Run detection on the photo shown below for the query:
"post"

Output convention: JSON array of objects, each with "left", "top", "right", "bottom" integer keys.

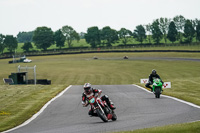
[
  {"left": 34, "top": 65, "right": 36, "bottom": 85},
  {"left": 18, "top": 65, "right": 20, "bottom": 72},
  {"left": 26, "top": 66, "right": 28, "bottom": 84},
  {"left": 13, "top": 55, "right": 15, "bottom": 63},
  {"left": 25, "top": 72, "right": 28, "bottom": 84}
]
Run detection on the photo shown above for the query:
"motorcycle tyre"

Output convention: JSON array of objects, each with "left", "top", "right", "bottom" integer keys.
[
  {"left": 112, "top": 112, "right": 117, "bottom": 121},
  {"left": 155, "top": 93, "right": 160, "bottom": 98},
  {"left": 155, "top": 88, "right": 161, "bottom": 98},
  {"left": 96, "top": 108, "right": 108, "bottom": 122}
]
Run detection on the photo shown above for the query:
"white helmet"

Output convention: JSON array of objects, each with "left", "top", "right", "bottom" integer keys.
[{"left": 83, "top": 83, "right": 92, "bottom": 94}]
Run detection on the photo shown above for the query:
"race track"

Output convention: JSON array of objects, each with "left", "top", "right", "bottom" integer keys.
[{"left": 4, "top": 85, "right": 200, "bottom": 133}]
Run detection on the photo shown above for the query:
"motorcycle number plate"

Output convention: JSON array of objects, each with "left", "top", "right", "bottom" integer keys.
[{"left": 89, "top": 98, "right": 95, "bottom": 103}]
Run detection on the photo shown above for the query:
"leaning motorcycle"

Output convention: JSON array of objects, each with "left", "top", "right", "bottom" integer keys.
[
  {"left": 152, "top": 78, "right": 163, "bottom": 98},
  {"left": 88, "top": 95, "right": 117, "bottom": 122}
]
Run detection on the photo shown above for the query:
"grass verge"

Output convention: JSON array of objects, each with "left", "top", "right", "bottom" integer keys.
[
  {"left": 114, "top": 121, "right": 200, "bottom": 133},
  {"left": 0, "top": 52, "right": 200, "bottom": 132},
  {"left": 0, "top": 85, "right": 66, "bottom": 131}
]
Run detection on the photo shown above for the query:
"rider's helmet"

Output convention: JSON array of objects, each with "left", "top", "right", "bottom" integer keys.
[
  {"left": 83, "top": 83, "right": 92, "bottom": 94},
  {"left": 152, "top": 69, "right": 157, "bottom": 75}
]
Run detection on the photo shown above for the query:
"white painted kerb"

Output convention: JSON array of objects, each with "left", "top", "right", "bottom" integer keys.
[
  {"left": 1, "top": 85, "right": 72, "bottom": 133},
  {"left": 133, "top": 84, "right": 200, "bottom": 109}
]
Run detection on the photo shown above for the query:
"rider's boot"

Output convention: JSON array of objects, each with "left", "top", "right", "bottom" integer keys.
[
  {"left": 102, "top": 95, "right": 116, "bottom": 110},
  {"left": 107, "top": 100, "right": 116, "bottom": 110},
  {"left": 109, "top": 102, "right": 116, "bottom": 110},
  {"left": 88, "top": 109, "right": 98, "bottom": 117},
  {"left": 88, "top": 109, "right": 93, "bottom": 116},
  {"left": 150, "top": 86, "right": 153, "bottom": 92}
]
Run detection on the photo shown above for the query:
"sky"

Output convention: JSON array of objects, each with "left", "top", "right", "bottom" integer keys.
[{"left": 0, "top": 0, "right": 200, "bottom": 36}]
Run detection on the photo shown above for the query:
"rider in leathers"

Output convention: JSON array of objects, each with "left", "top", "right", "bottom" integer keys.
[
  {"left": 145, "top": 69, "right": 164, "bottom": 91},
  {"left": 82, "top": 83, "right": 115, "bottom": 116}
]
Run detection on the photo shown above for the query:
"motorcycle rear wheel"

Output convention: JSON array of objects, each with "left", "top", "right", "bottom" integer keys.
[{"left": 112, "top": 112, "right": 117, "bottom": 121}]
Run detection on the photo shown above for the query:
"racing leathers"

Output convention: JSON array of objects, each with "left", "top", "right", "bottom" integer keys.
[{"left": 82, "top": 88, "right": 115, "bottom": 116}]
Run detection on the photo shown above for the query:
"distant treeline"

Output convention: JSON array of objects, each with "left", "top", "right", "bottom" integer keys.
[{"left": 0, "top": 15, "right": 200, "bottom": 54}]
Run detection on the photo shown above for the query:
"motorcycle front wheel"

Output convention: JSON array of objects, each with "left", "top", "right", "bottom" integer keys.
[
  {"left": 155, "top": 87, "right": 161, "bottom": 98},
  {"left": 96, "top": 108, "right": 108, "bottom": 122}
]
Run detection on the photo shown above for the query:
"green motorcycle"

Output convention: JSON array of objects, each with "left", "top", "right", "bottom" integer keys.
[{"left": 152, "top": 78, "right": 163, "bottom": 98}]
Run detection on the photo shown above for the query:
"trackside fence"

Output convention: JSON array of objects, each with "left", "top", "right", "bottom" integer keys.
[{"left": 1, "top": 43, "right": 200, "bottom": 59}]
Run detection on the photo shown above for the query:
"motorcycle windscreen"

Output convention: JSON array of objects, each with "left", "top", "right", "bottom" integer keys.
[{"left": 89, "top": 97, "right": 95, "bottom": 103}]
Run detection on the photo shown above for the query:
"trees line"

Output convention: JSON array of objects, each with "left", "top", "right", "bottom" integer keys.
[{"left": 0, "top": 15, "right": 200, "bottom": 54}]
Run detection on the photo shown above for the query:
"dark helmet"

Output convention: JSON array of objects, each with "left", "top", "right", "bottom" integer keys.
[
  {"left": 152, "top": 69, "right": 157, "bottom": 75},
  {"left": 83, "top": 83, "right": 92, "bottom": 94}
]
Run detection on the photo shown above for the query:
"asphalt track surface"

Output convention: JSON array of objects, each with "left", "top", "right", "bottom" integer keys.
[
  {"left": 99, "top": 57, "right": 200, "bottom": 62},
  {"left": 4, "top": 85, "right": 200, "bottom": 133}
]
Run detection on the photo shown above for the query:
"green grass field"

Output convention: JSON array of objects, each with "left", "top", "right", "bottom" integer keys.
[
  {"left": 114, "top": 121, "right": 200, "bottom": 133},
  {"left": 0, "top": 52, "right": 200, "bottom": 132}
]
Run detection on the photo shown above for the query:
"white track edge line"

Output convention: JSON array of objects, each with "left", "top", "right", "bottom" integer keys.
[
  {"left": 133, "top": 84, "right": 200, "bottom": 109},
  {"left": 133, "top": 84, "right": 200, "bottom": 124},
  {"left": 1, "top": 85, "right": 72, "bottom": 133}
]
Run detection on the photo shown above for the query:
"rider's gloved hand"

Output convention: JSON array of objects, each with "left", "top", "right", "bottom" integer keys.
[
  {"left": 82, "top": 101, "right": 88, "bottom": 107},
  {"left": 94, "top": 93, "right": 100, "bottom": 98}
]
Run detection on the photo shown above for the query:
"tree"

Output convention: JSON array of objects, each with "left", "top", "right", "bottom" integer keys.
[
  {"left": 151, "top": 20, "right": 163, "bottom": 44},
  {"left": 4, "top": 35, "right": 18, "bottom": 53},
  {"left": 145, "top": 23, "right": 152, "bottom": 43},
  {"left": 61, "top": 25, "right": 80, "bottom": 48},
  {"left": 167, "top": 21, "right": 178, "bottom": 43},
  {"left": 85, "top": 26, "right": 101, "bottom": 48},
  {"left": 71, "top": 31, "right": 80, "bottom": 43},
  {"left": 100, "top": 26, "right": 119, "bottom": 46},
  {"left": 192, "top": 19, "right": 200, "bottom": 42},
  {"left": 22, "top": 42, "right": 33, "bottom": 52},
  {"left": 184, "top": 19, "right": 195, "bottom": 43},
  {"left": 173, "top": 15, "right": 186, "bottom": 43},
  {"left": 133, "top": 25, "right": 146, "bottom": 44},
  {"left": 0, "top": 34, "right": 5, "bottom": 54},
  {"left": 54, "top": 29, "right": 65, "bottom": 49},
  {"left": 158, "top": 17, "right": 170, "bottom": 43},
  {"left": 32, "top": 26, "right": 54, "bottom": 51},
  {"left": 17, "top": 31, "right": 33, "bottom": 43},
  {"left": 118, "top": 28, "right": 132, "bottom": 45},
  {"left": 79, "top": 32, "right": 86, "bottom": 39},
  {"left": 196, "top": 20, "right": 200, "bottom": 42}
]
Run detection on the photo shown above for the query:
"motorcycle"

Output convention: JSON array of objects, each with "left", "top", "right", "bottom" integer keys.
[
  {"left": 152, "top": 78, "right": 163, "bottom": 98},
  {"left": 88, "top": 95, "right": 117, "bottom": 122}
]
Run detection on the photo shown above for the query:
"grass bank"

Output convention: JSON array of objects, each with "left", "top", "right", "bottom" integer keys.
[
  {"left": 114, "top": 121, "right": 200, "bottom": 133},
  {"left": 0, "top": 52, "right": 200, "bottom": 132}
]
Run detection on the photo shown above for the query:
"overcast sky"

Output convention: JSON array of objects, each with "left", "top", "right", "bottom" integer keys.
[{"left": 0, "top": 0, "right": 200, "bottom": 36}]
